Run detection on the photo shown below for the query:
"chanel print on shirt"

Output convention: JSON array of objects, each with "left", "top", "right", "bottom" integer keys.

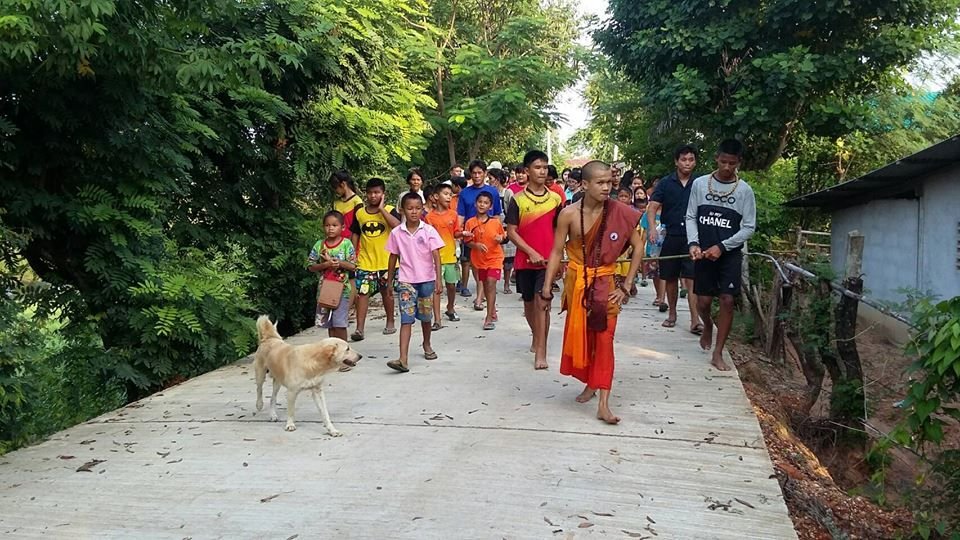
[{"left": 683, "top": 173, "right": 756, "bottom": 253}]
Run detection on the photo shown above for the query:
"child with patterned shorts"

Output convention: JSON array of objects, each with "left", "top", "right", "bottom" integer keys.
[
  {"left": 307, "top": 211, "right": 357, "bottom": 341},
  {"left": 385, "top": 192, "right": 446, "bottom": 373}
]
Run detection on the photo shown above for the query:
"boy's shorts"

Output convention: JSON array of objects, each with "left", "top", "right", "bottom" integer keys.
[
  {"left": 694, "top": 251, "right": 743, "bottom": 297},
  {"left": 477, "top": 268, "right": 502, "bottom": 282},
  {"left": 659, "top": 235, "right": 695, "bottom": 280},
  {"left": 503, "top": 256, "right": 514, "bottom": 270},
  {"left": 441, "top": 263, "right": 459, "bottom": 284},
  {"left": 460, "top": 242, "right": 472, "bottom": 263},
  {"left": 317, "top": 297, "right": 349, "bottom": 329},
  {"left": 355, "top": 269, "right": 393, "bottom": 296},
  {"left": 397, "top": 281, "right": 435, "bottom": 325},
  {"left": 515, "top": 269, "right": 546, "bottom": 302},
  {"left": 643, "top": 260, "right": 659, "bottom": 279}
]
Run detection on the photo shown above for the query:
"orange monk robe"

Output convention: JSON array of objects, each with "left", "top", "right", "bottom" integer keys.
[{"left": 560, "top": 201, "right": 640, "bottom": 390}]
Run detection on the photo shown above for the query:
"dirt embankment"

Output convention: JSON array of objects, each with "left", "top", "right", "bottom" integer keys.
[{"left": 729, "top": 325, "right": 922, "bottom": 540}]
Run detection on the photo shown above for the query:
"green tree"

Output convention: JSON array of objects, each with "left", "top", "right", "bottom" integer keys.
[
  {"left": 0, "top": 0, "right": 431, "bottom": 401},
  {"left": 414, "top": 0, "right": 580, "bottom": 173},
  {"left": 596, "top": 0, "right": 960, "bottom": 169}
]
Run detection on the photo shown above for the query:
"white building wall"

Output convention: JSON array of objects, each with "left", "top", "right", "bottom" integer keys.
[
  {"left": 918, "top": 167, "right": 960, "bottom": 301},
  {"left": 831, "top": 199, "right": 919, "bottom": 305}
]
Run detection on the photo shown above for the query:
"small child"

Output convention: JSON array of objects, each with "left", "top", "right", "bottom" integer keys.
[
  {"left": 385, "top": 192, "right": 446, "bottom": 372},
  {"left": 424, "top": 183, "right": 463, "bottom": 328},
  {"left": 615, "top": 186, "right": 635, "bottom": 302},
  {"left": 307, "top": 211, "right": 357, "bottom": 340},
  {"left": 463, "top": 192, "right": 505, "bottom": 330}
]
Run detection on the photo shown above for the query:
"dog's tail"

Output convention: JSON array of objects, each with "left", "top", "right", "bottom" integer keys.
[{"left": 256, "top": 315, "right": 282, "bottom": 343}]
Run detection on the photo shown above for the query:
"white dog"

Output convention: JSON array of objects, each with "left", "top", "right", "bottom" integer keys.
[{"left": 254, "top": 316, "right": 361, "bottom": 436}]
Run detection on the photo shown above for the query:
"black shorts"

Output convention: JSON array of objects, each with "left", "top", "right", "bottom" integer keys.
[
  {"left": 659, "top": 234, "right": 694, "bottom": 280},
  {"left": 515, "top": 269, "right": 546, "bottom": 302},
  {"left": 460, "top": 242, "right": 471, "bottom": 263},
  {"left": 694, "top": 251, "right": 743, "bottom": 297}
]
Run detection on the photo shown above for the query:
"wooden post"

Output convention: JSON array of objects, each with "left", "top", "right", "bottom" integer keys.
[
  {"left": 836, "top": 232, "right": 865, "bottom": 383},
  {"left": 763, "top": 270, "right": 786, "bottom": 364}
]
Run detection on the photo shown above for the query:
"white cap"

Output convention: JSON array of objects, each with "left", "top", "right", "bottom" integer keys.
[{"left": 488, "top": 161, "right": 503, "bottom": 170}]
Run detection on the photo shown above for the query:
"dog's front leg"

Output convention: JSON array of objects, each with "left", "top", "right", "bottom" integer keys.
[
  {"left": 311, "top": 388, "right": 342, "bottom": 437},
  {"left": 254, "top": 360, "right": 267, "bottom": 412},
  {"left": 284, "top": 388, "right": 300, "bottom": 432}
]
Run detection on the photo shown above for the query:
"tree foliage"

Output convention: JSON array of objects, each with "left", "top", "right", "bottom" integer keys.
[
  {"left": 0, "top": 0, "right": 432, "bottom": 412},
  {"left": 414, "top": 0, "right": 580, "bottom": 173},
  {"left": 596, "top": 0, "right": 960, "bottom": 169}
]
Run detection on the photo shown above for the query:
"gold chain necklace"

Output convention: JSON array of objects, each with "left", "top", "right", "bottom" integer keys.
[{"left": 708, "top": 174, "right": 740, "bottom": 198}]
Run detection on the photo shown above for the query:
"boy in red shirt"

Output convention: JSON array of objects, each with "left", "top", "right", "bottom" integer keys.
[
  {"left": 506, "top": 150, "right": 563, "bottom": 369},
  {"left": 464, "top": 192, "right": 505, "bottom": 330}
]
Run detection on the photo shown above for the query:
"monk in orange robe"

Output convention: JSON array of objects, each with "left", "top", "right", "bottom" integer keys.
[{"left": 540, "top": 161, "right": 644, "bottom": 424}]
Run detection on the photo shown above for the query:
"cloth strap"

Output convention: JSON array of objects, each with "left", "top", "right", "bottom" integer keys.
[{"left": 564, "top": 259, "right": 616, "bottom": 369}]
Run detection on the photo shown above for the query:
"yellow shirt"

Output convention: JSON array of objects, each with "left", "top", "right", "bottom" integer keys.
[{"left": 349, "top": 205, "right": 400, "bottom": 271}]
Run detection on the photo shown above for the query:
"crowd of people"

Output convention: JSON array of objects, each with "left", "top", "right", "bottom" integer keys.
[{"left": 307, "top": 140, "right": 756, "bottom": 423}]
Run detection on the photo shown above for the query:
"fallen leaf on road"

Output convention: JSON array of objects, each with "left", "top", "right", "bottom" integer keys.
[
  {"left": 646, "top": 516, "right": 656, "bottom": 523},
  {"left": 259, "top": 491, "right": 293, "bottom": 503},
  {"left": 592, "top": 511, "right": 614, "bottom": 517},
  {"left": 58, "top": 455, "right": 75, "bottom": 460},
  {"left": 622, "top": 532, "right": 650, "bottom": 539},
  {"left": 167, "top": 458, "right": 183, "bottom": 464},
  {"left": 540, "top": 502, "right": 547, "bottom": 507},
  {"left": 76, "top": 459, "right": 106, "bottom": 472},
  {"left": 578, "top": 522, "right": 593, "bottom": 528},
  {"left": 286, "top": 535, "right": 299, "bottom": 540},
  {"left": 467, "top": 409, "right": 479, "bottom": 414},
  {"left": 734, "top": 497, "right": 755, "bottom": 509},
  {"left": 543, "top": 517, "right": 555, "bottom": 526},
  {"left": 412, "top": 517, "right": 423, "bottom": 521},
  {"left": 79, "top": 439, "right": 96, "bottom": 445}
]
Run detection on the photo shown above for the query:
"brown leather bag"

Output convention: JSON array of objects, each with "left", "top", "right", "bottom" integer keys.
[{"left": 317, "top": 278, "right": 345, "bottom": 309}]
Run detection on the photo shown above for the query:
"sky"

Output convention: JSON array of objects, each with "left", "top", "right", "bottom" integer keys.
[{"left": 553, "top": 0, "right": 609, "bottom": 144}]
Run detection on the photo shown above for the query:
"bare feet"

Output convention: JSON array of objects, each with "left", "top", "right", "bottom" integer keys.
[
  {"left": 699, "top": 322, "right": 713, "bottom": 351},
  {"left": 534, "top": 357, "right": 548, "bottom": 370},
  {"left": 597, "top": 405, "right": 621, "bottom": 425},
  {"left": 710, "top": 352, "right": 732, "bottom": 371},
  {"left": 576, "top": 387, "right": 596, "bottom": 403}
]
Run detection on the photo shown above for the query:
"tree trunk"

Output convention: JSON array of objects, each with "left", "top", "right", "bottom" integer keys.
[{"left": 435, "top": 67, "right": 456, "bottom": 167}]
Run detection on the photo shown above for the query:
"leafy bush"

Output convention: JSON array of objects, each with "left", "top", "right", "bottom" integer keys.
[{"left": 0, "top": 298, "right": 125, "bottom": 455}]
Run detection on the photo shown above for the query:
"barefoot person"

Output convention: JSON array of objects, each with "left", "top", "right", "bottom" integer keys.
[
  {"left": 647, "top": 145, "right": 702, "bottom": 334},
  {"left": 506, "top": 150, "right": 564, "bottom": 370},
  {"left": 686, "top": 139, "right": 756, "bottom": 371},
  {"left": 542, "top": 161, "right": 643, "bottom": 424}
]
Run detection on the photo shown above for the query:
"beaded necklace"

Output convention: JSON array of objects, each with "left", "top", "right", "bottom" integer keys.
[{"left": 524, "top": 186, "right": 551, "bottom": 205}]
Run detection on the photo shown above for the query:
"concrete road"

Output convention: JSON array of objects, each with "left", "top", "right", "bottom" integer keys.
[{"left": 0, "top": 285, "right": 796, "bottom": 539}]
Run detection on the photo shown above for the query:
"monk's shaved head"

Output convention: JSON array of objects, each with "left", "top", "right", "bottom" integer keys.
[{"left": 581, "top": 160, "right": 611, "bottom": 182}]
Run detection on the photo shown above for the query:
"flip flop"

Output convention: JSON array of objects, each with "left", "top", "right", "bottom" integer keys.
[
  {"left": 483, "top": 321, "right": 495, "bottom": 330},
  {"left": 690, "top": 324, "right": 704, "bottom": 336},
  {"left": 661, "top": 319, "right": 677, "bottom": 328},
  {"left": 382, "top": 327, "right": 397, "bottom": 335},
  {"left": 659, "top": 303, "right": 669, "bottom": 313},
  {"left": 350, "top": 330, "right": 365, "bottom": 342},
  {"left": 473, "top": 302, "right": 484, "bottom": 311},
  {"left": 503, "top": 288, "right": 513, "bottom": 294},
  {"left": 652, "top": 299, "right": 661, "bottom": 306},
  {"left": 386, "top": 360, "right": 409, "bottom": 373},
  {"left": 431, "top": 322, "right": 442, "bottom": 331},
  {"left": 460, "top": 288, "right": 472, "bottom": 297},
  {"left": 424, "top": 350, "right": 438, "bottom": 360},
  {"left": 445, "top": 311, "right": 460, "bottom": 322}
]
